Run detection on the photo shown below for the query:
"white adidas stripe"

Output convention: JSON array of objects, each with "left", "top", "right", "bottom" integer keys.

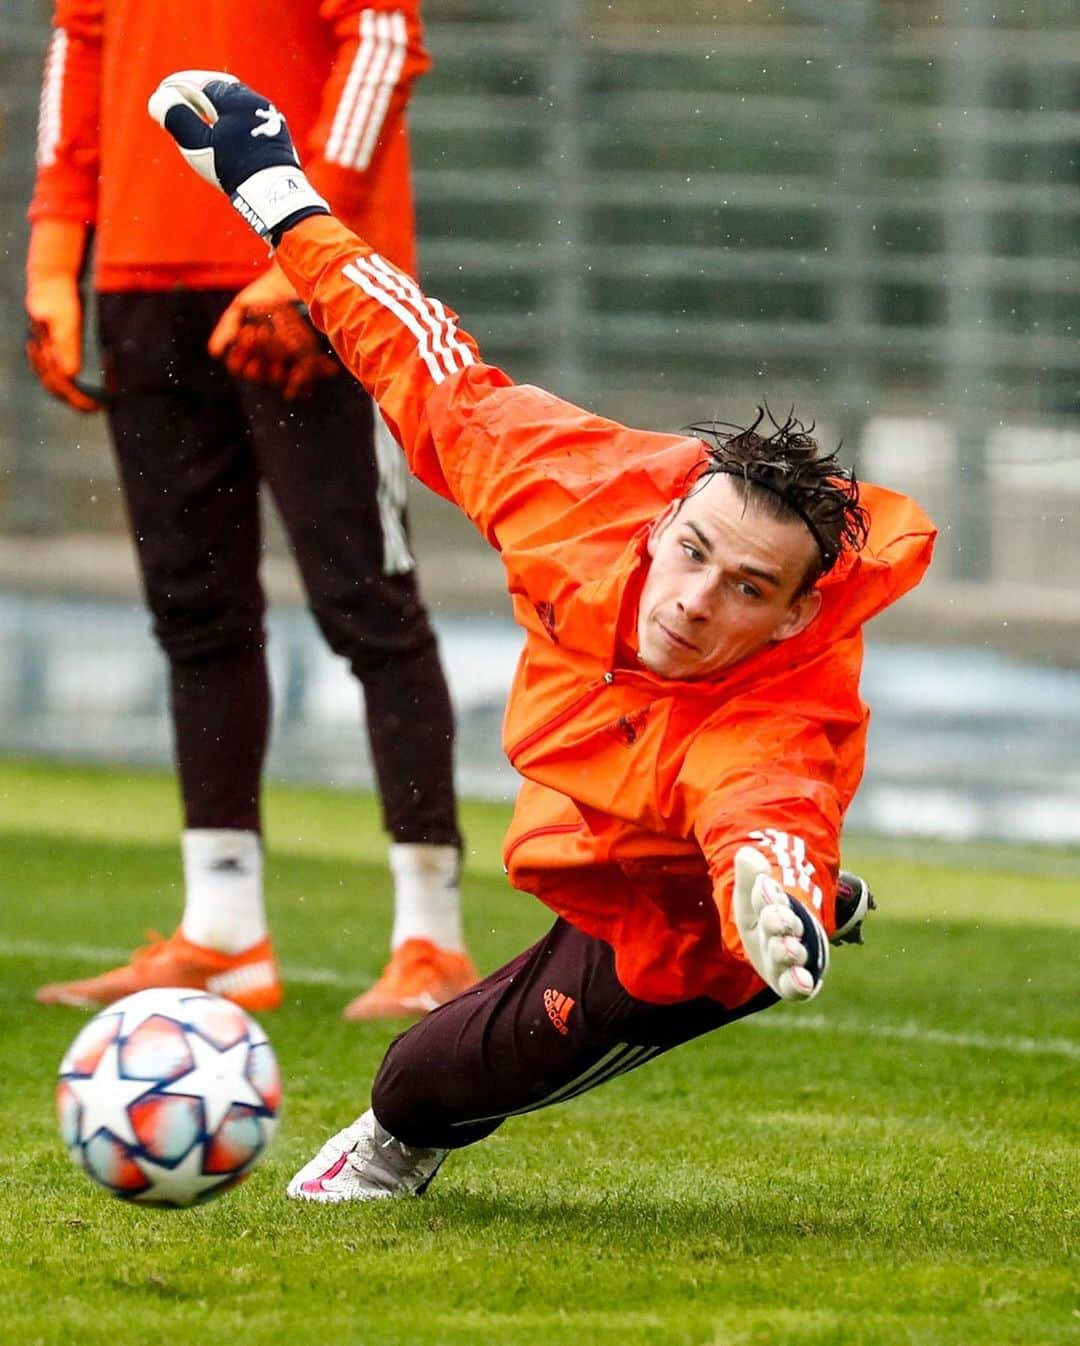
[
  {"left": 338, "top": 12, "right": 394, "bottom": 167},
  {"left": 364, "top": 253, "right": 474, "bottom": 379},
  {"left": 327, "top": 10, "right": 379, "bottom": 166},
  {"left": 341, "top": 254, "right": 474, "bottom": 383},
  {"left": 372, "top": 404, "right": 414, "bottom": 575},
  {"left": 37, "top": 26, "right": 68, "bottom": 168},
  {"left": 526, "top": 1042, "right": 644, "bottom": 1110},
  {"left": 453, "top": 1042, "right": 652, "bottom": 1126},
  {"left": 326, "top": 10, "right": 407, "bottom": 171},
  {"left": 342, "top": 259, "right": 445, "bottom": 381},
  {"left": 359, "top": 254, "right": 457, "bottom": 376},
  {"left": 355, "top": 12, "right": 407, "bottom": 170},
  {"left": 549, "top": 1043, "right": 663, "bottom": 1107}
]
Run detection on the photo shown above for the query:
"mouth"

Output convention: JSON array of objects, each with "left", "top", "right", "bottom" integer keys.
[{"left": 657, "top": 621, "right": 696, "bottom": 653}]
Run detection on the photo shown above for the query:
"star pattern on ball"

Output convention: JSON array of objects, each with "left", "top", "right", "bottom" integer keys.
[
  {"left": 159, "top": 1030, "right": 265, "bottom": 1132},
  {"left": 131, "top": 1142, "right": 231, "bottom": 1207},
  {"left": 65, "top": 1042, "right": 155, "bottom": 1146}
]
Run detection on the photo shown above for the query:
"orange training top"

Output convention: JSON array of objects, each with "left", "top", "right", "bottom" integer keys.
[
  {"left": 274, "top": 216, "right": 936, "bottom": 1006},
  {"left": 29, "top": 0, "right": 429, "bottom": 289}
]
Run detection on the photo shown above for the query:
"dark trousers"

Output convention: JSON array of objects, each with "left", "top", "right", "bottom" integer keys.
[
  {"left": 373, "top": 918, "right": 777, "bottom": 1148},
  {"left": 97, "top": 289, "right": 459, "bottom": 845}
]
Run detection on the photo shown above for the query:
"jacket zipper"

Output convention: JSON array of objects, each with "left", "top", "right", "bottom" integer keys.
[
  {"left": 503, "top": 820, "right": 584, "bottom": 870},
  {"left": 506, "top": 672, "right": 615, "bottom": 765}
]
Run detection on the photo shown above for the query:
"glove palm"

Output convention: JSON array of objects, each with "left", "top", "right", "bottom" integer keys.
[
  {"left": 731, "top": 846, "right": 830, "bottom": 1002},
  {"left": 208, "top": 262, "right": 339, "bottom": 400},
  {"left": 25, "top": 219, "right": 102, "bottom": 415}
]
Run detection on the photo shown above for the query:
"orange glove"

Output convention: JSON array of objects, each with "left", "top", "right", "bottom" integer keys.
[
  {"left": 207, "top": 260, "right": 339, "bottom": 401},
  {"left": 25, "top": 218, "right": 103, "bottom": 414}
]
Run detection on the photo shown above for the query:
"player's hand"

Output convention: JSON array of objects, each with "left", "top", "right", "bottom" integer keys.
[
  {"left": 147, "top": 71, "right": 329, "bottom": 239},
  {"left": 25, "top": 219, "right": 102, "bottom": 415},
  {"left": 208, "top": 262, "right": 339, "bottom": 400},
  {"left": 732, "top": 846, "right": 829, "bottom": 1002}
]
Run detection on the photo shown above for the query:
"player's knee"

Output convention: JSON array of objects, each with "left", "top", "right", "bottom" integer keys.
[
  {"left": 371, "top": 1027, "right": 495, "bottom": 1151},
  {"left": 151, "top": 603, "right": 265, "bottom": 665},
  {"left": 370, "top": 1032, "right": 435, "bottom": 1145},
  {"left": 304, "top": 589, "right": 437, "bottom": 674}
]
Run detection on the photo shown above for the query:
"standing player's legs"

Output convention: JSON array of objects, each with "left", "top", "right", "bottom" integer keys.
[
  {"left": 288, "top": 913, "right": 776, "bottom": 1201},
  {"left": 241, "top": 370, "right": 476, "bottom": 1019},
  {"left": 36, "top": 290, "right": 282, "bottom": 1012}
]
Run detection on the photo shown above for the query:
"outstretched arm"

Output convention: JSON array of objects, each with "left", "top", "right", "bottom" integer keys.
[
  {"left": 147, "top": 70, "right": 685, "bottom": 559},
  {"left": 680, "top": 717, "right": 847, "bottom": 1003},
  {"left": 276, "top": 212, "right": 492, "bottom": 495}
]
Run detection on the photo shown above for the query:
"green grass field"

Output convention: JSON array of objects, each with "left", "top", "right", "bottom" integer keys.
[{"left": 0, "top": 758, "right": 1076, "bottom": 1346}]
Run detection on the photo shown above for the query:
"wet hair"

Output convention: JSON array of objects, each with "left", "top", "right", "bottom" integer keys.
[{"left": 680, "top": 406, "right": 870, "bottom": 592}]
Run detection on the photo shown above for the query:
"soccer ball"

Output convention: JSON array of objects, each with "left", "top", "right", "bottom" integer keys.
[{"left": 56, "top": 986, "right": 282, "bottom": 1207}]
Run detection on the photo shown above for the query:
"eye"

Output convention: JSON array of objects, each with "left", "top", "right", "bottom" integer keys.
[
  {"left": 681, "top": 541, "right": 705, "bottom": 564},
  {"left": 736, "top": 580, "right": 762, "bottom": 599}
]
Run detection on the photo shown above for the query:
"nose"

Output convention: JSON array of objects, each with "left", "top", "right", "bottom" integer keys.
[{"left": 677, "top": 574, "right": 713, "bottom": 621}]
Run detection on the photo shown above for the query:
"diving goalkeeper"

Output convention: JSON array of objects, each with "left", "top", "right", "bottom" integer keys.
[{"left": 149, "top": 74, "right": 934, "bottom": 1202}]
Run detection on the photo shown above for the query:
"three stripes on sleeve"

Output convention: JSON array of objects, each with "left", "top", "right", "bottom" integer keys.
[
  {"left": 343, "top": 252, "right": 475, "bottom": 383},
  {"left": 327, "top": 8, "right": 408, "bottom": 172}
]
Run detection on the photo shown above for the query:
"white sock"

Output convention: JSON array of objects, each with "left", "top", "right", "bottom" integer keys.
[
  {"left": 180, "top": 829, "right": 267, "bottom": 954},
  {"left": 389, "top": 843, "right": 465, "bottom": 952}
]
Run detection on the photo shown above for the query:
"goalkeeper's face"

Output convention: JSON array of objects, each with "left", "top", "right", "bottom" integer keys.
[{"left": 637, "top": 472, "right": 822, "bottom": 680}]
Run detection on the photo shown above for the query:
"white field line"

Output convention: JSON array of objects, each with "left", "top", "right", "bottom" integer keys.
[
  {"left": 0, "top": 938, "right": 350, "bottom": 988},
  {"left": 3, "top": 937, "right": 1077, "bottom": 1062},
  {"left": 742, "top": 1011, "right": 1080, "bottom": 1062}
]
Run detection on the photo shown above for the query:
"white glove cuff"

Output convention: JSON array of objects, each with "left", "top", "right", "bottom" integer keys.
[{"left": 230, "top": 166, "right": 329, "bottom": 240}]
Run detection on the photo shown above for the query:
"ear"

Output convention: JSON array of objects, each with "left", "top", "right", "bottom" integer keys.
[
  {"left": 646, "top": 500, "right": 681, "bottom": 557},
  {"left": 771, "top": 587, "right": 822, "bottom": 642}
]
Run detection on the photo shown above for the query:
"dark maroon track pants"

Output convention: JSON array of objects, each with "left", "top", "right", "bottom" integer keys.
[
  {"left": 373, "top": 918, "right": 777, "bottom": 1149},
  {"left": 97, "top": 289, "right": 459, "bottom": 846}
]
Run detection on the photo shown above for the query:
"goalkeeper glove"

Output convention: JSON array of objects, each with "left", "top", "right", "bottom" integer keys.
[
  {"left": 25, "top": 218, "right": 103, "bottom": 414},
  {"left": 147, "top": 71, "right": 329, "bottom": 241},
  {"left": 208, "top": 262, "right": 339, "bottom": 400},
  {"left": 731, "top": 846, "right": 830, "bottom": 1002},
  {"left": 831, "top": 870, "right": 876, "bottom": 946}
]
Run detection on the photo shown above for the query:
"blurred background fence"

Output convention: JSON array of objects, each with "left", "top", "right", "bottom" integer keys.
[{"left": 1, "top": 0, "right": 1078, "bottom": 839}]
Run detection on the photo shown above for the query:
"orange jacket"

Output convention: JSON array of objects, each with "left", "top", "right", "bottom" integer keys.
[
  {"left": 277, "top": 216, "right": 936, "bottom": 1005},
  {"left": 29, "top": 0, "right": 429, "bottom": 290}
]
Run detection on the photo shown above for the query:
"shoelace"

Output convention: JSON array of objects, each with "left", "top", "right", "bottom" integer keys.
[{"left": 381, "top": 946, "right": 443, "bottom": 987}]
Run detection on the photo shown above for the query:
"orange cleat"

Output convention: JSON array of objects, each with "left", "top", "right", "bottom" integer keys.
[
  {"left": 343, "top": 939, "right": 479, "bottom": 1021},
  {"left": 35, "top": 929, "right": 283, "bottom": 1013}
]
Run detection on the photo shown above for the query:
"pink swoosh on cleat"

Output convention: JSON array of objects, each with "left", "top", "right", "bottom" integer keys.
[{"left": 302, "top": 1151, "right": 350, "bottom": 1193}]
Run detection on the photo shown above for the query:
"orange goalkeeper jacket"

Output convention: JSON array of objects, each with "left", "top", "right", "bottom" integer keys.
[
  {"left": 278, "top": 216, "right": 935, "bottom": 1006},
  {"left": 29, "top": 0, "right": 429, "bottom": 290}
]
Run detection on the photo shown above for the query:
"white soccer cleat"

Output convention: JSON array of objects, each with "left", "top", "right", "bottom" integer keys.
[{"left": 286, "top": 1108, "right": 447, "bottom": 1203}]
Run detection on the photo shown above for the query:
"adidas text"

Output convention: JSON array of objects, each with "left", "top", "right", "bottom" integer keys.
[
  {"left": 543, "top": 988, "right": 576, "bottom": 1036},
  {"left": 207, "top": 960, "right": 277, "bottom": 996}
]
